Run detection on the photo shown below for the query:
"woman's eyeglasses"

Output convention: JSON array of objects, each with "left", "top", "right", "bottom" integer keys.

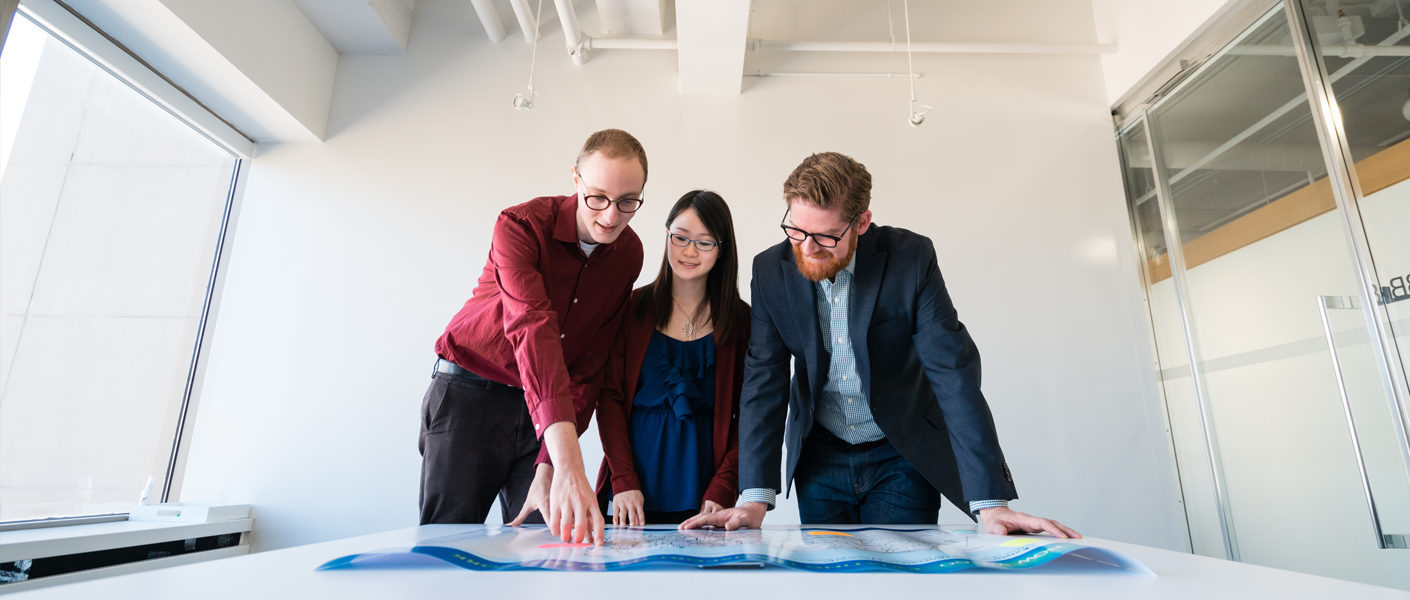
[{"left": 668, "top": 233, "right": 719, "bottom": 252}]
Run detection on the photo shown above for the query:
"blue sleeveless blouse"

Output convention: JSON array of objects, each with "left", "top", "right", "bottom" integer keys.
[{"left": 628, "top": 331, "right": 716, "bottom": 512}]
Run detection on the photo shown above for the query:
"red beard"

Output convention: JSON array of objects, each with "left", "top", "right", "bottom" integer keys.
[{"left": 791, "top": 232, "right": 858, "bottom": 282}]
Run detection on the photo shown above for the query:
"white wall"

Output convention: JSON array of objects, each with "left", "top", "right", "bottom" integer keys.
[
  {"left": 176, "top": 0, "right": 1188, "bottom": 554},
  {"left": 1090, "top": 0, "right": 1238, "bottom": 105}
]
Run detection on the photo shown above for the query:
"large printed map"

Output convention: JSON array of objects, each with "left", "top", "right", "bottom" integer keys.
[{"left": 318, "top": 525, "right": 1152, "bottom": 574}]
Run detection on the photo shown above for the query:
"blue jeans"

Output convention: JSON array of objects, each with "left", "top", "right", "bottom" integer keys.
[{"left": 794, "top": 427, "right": 942, "bottom": 524}]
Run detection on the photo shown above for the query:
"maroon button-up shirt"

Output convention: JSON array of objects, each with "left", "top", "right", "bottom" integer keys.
[{"left": 435, "top": 195, "right": 642, "bottom": 464}]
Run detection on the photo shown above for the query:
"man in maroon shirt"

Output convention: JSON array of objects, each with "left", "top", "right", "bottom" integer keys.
[{"left": 421, "top": 129, "right": 646, "bottom": 545}]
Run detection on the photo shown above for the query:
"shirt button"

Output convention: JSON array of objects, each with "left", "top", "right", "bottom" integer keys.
[
  {"left": 573, "top": 298, "right": 578, "bottom": 303},
  {"left": 560, "top": 334, "right": 566, "bottom": 339},
  {"left": 836, "top": 337, "right": 843, "bottom": 343},
  {"left": 849, "top": 425, "right": 856, "bottom": 431},
  {"left": 534, "top": 423, "right": 540, "bottom": 430},
  {"left": 833, "top": 297, "right": 839, "bottom": 303},
  {"left": 841, "top": 375, "right": 847, "bottom": 381},
  {"left": 847, "top": 398, "right": 853, "bottom": 403}
]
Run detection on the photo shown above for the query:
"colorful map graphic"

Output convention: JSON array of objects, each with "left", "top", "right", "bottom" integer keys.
[{"left": 318, "top": 525, "right": 1153, "bottom": 574}]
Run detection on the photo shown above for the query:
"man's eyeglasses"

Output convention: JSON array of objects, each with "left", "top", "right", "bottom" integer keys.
[
  {"left": 780, "top": 209, "right": 857, "bottom": 248},
  {"left": 577, "top": 172, "right": 644, "bottom": 213},
  {"left": 668, "top": 232, "right": 720, "bottom": 252}
]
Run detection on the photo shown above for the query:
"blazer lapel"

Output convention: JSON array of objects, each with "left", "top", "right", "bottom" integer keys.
[
  {"left": 849, "top": 229, "right": 886, "bottom": 400},
  {"left": 780, "top": 257, "right": 827, "bottom": 405}
]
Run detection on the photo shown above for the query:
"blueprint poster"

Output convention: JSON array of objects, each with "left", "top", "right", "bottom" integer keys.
[{"left": 318, "top": 525, "right": 1153, "bottom": 574}]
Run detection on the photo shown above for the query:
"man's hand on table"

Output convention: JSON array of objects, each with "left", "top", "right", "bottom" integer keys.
[
  {"left": 978, "top": 506, "right": 1081, "bottom": 539},
  {"left": 678, "top": 501, "right": 767, "bottom": 531},
  {"left": 508, "top": 422, "right": 604, "bottom": 545}
]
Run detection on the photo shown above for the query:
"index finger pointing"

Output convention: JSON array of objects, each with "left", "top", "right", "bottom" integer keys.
[{"left": 574, "top": 504, "right": 589, "bottom": 544}]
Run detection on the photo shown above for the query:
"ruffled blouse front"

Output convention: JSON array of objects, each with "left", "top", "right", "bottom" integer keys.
[{"left": 628, "top": 331, "right": 716, "bottom": 512}]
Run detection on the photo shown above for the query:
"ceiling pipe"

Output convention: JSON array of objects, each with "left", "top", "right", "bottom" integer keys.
[
  {"left": 751, "top": 39, "right": 1118, "bottom": 54},
  {"left": 508, "top": 0, "right": 537, "bottom": 43},
  {"left": 747, "top": 71, "right": 922, "bottom": 78},
  {"left": 553, "top": 0, "right": 589, "bottom": 64},
  {"left": 586, "top": 37, "right": 676, "bottom": 50},
  {"left": 576, "top": 37, "right": 1116, "bottom": 55},
  {"left": 469, "top": 0, "right": 506, "bottom": 43}
]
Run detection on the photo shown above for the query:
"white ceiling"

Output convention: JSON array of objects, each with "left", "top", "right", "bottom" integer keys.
[{"left": 292, "top": 0, "right": 415, "bottom": 54}]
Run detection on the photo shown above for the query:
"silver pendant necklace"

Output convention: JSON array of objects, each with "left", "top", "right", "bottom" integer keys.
[{"left": 672, "top": 297, "right": 699, "bottom": 338}]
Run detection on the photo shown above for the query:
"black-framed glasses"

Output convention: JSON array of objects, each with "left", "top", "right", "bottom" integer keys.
[
  {"left": 667, "top": 232, "right": 720, "bottom": 252},
  {"left": 780, "top": 209, "right": 857, "bottom": 248},
  {"left": 577, "top": 173, "right": 644, "bottom": 213}
]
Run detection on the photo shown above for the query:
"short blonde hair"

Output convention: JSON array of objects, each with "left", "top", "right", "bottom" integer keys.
[
  {"left": 782, "top": 152, "right": 871, "bottom": 221},
  {"left": 576, "top": 129, "right": 648, "bottom": 180}
]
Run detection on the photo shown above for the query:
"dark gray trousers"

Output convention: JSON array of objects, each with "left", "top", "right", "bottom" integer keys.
[{"left": 418, "top": 371, "right": 545, "bottom": 525}]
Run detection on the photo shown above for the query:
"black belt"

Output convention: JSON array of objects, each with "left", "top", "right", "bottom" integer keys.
[{"left": 434, "top": 358, "right": 522, "bottom": 394}]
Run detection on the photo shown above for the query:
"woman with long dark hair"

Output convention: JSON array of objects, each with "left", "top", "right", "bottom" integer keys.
[{"left": 594, "top": 190, "right": 750, "bottom": 525}]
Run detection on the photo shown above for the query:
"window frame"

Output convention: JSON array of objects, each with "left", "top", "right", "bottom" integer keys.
[{"left": 2, "top": 0, "right": 253, "bottom": 528}]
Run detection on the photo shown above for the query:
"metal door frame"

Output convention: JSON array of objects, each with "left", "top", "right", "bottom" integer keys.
[{"left": 1115, "top": 0, "right": 1410, "bottom": 556}]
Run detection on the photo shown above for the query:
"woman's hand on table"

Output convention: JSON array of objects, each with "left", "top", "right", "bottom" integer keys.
[
  {"left": 613, "top": 490, "right": 645, "bottom": 527},
  {"left": 509, "top": 463, "right": 553, "bottom": 528}
]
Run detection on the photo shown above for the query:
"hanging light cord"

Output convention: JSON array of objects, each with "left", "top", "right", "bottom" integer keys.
[
  {"left": 903, "top": 0, "right": 931, "bottom": 127},
  {"left": 887, "top": 0, "right": 896, "bottom": 51},
  {"left": 513, "top": 0, "right": 545, "bottom": 109}
]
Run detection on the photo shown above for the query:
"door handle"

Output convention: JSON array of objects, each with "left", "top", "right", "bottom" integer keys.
[{"left": 1318, "top": 295, "right": 1388, "bottom": 549}]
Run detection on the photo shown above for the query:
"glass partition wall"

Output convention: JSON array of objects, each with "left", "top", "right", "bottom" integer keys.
[{"left": 1117, "top": 0, "right": 1410, "bottom": 589}]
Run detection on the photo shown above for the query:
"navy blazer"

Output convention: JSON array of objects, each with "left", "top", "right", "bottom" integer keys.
[{"left": 738, "top": 224, "right": 1017, "bottom": 519}]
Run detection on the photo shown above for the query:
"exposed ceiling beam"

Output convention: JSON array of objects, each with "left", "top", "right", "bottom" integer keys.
[
  {"left": 468, "top": 0, "right": 506, "bottom": 43},
  {"left": 675, "top": 0, "right": 749, "bottom": 94},
  {"left": 508, "top": 0, "right": 537, "bottom": 44},
  {"left": 554, "top": 0, "right": 588, "bottom": 65},
  {"left": 292, "top": 0, "right": 415, "bottom": 54}
]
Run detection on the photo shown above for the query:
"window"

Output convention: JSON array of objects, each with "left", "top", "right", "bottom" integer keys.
[{"left": 0, "top": 13, "right": 239, "bottom": 522}]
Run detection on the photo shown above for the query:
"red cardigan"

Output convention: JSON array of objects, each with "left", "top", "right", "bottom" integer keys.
[{"left": 595, "top": 289, "right": 748, "bottom": 509}]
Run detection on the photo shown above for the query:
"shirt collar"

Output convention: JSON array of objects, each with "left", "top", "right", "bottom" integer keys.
[{"left": 552, "top": 194, "right": 581, "bottom": 245}]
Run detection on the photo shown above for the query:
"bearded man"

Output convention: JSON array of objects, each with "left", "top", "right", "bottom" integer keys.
[{"left": 683, "top": 152, "right": 1080, "bottom": 536}]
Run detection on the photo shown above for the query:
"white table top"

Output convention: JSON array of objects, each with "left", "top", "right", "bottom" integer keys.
[{"left": 9, "top": 525, "right": 1409, "bottom": 599}]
